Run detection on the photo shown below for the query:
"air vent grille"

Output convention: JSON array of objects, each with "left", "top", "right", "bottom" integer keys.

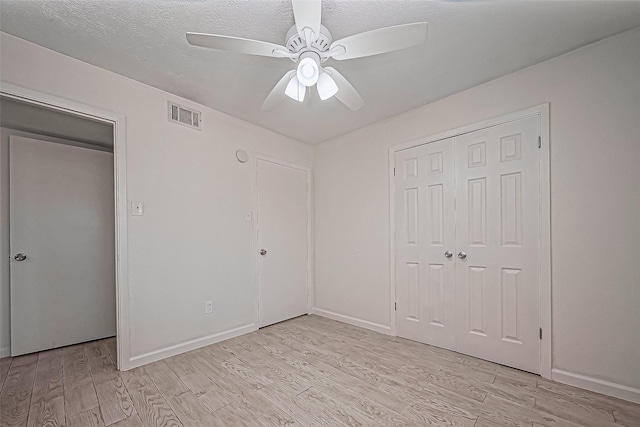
[{"left": 168, "top": 101, "right": 201, "bottom": 130}]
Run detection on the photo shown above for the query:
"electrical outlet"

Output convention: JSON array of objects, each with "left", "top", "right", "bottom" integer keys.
[{"left": 204, "top": 300, "right": 213, "bottom": 314}]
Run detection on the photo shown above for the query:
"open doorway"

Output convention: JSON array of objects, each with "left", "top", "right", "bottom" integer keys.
[{"left": 0, "top": 95, "right": 118, "bottom": 363}]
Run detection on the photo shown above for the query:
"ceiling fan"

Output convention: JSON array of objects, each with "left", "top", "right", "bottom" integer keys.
[{"left": 186, "top": 0, "right": 427, "bottom": 111}]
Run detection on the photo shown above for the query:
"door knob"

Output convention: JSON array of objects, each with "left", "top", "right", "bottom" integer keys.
[
  {"left": 457, "top": 251, "right": 467, "bottom": 260},
  {"left": 259, "top": 249, "right": 267, "bottom": 256},
  {"left": 444, "top": 251, "right": 453, "bottom": 259},
  {"left": 14, "top": 253, "right": 27, "bottom": 262}
]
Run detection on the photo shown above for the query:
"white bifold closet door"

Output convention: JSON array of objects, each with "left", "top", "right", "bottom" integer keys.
[
  {"left": 455, "top": 117, "right": 540, "bottom": 372},
  {"left": 395, "top": 137, "right": 457, "bottom": 351},
  {"left": 395, "top": 116, "right": 541, "bottom": 374}
]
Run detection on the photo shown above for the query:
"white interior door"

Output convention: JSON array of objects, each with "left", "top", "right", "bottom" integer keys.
[
  {"left": 10, "top": 136, "right": 116, "bottom": 356},
  {"left": 455, "top": 116, "right": 540, "bottom": 373},
  {"left": 256, "top": 158, "right": 309, "bottom": 328},
  {"left": 394, "top": 115, "right": 541, "bottom": 374},
  {"left": 395, "top": 138, "right": 457, "bottom": 350}
]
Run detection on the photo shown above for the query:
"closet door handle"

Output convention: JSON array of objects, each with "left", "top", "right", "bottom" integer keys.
[
  {"left": 444, "top": 251, "right": 453, "bottom": 259},
  {"left": 457, "top": 251, "right": 467, "bottom": 260}
]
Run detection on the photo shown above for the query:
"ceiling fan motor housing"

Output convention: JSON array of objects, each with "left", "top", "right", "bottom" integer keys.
[{"left": 285, "top": 24, "right": 333, "bottom": 61}]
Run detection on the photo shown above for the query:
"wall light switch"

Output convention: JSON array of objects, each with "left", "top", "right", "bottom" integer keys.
[
  {"left": 132, "top": 202, "right": 144, "bottom": 216},
  {"left": 244, "top": 211, "right": 252, "bottom": 222}
]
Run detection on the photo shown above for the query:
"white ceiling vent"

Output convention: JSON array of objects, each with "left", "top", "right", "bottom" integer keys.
[{"left": 168, "top": 101, "right": 201, "bottom": 130}]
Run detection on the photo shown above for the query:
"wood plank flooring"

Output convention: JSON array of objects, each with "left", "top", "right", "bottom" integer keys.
[{"left": 1, "top": 314, "right": 639, "bottom": 426}]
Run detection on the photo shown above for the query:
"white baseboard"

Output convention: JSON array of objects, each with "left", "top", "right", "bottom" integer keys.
[
  {"left": 552, "top": 369, "right": 640, "bottom": 404},
  {"left": 126, "top": 323, "right": 256, "bottom": 370},
  {"left": 0, "top": 346, "right": 10, "bottom": 359},
  {"left": 311, "top": 308, "right": 392, "bottom": 335}
]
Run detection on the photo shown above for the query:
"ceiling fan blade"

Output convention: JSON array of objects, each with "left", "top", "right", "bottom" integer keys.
[
  {"left": 261, "top": 70, "right": 296, "bottom": 111},
  {"left": 324, "top": 67, "right": 364, "bottom": 111},
  {"left": 329, "top": 22, "right": 428, "bottom": 61},
  {"left": 292, "top": 0, "right": 321, "bottom": 44},
  {"left": 186, "top": 32, "right": 288, "bottom": 58}
]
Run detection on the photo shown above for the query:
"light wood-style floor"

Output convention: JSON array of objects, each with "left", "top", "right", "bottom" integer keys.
[{"left": 1, "top": 315, "right": 639, "bottom": 427}]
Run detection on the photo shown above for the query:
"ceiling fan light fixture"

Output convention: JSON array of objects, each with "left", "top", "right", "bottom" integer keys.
[
  {"left": 285, "top": 75, "right": 306, "bottom": 102},
  {"left": 317, "top": 71, "right": 338, "bottom": 100},
  {"left": 296, "top": 56, "right": 319, "bottom": 87},
  {"left": 187, "top": 0, "right": 429, "bottom": 111}
]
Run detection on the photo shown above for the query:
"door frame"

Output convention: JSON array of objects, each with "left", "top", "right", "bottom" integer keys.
[
  {"left": 253, "top": 154, "right": 314, "bottom": 327},
  {"left": 0, "top": 82, "right": 131, "bottom": 370},
  {"left": 388, "top": 104, "right": 551, "bottom": 378}
]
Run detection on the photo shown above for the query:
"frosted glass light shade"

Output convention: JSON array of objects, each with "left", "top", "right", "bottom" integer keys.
[
  {"left": 317, "top": 72, "right": 339, "bottom": 100},
  {"left": 296, "top": 57, "right": 319, "bottom": 87},
  {"left": 285, "top": 76, "right": 306, "bottom": 102}
]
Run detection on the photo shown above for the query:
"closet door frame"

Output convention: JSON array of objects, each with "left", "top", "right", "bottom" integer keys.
[
  {"left": 388, "top": 104, "right": 551, "bottom": 379},
  {"left": 1, "top": 82, "right": 130, "bottom": 370}
]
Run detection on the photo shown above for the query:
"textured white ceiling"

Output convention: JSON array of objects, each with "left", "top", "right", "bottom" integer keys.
[{"left": 1, "top": 1, "right": 640, "bottom": 145}]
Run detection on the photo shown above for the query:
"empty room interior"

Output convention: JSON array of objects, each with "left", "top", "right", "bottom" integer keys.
[{"left": 1, "top": 0, "right": 639, "bottom": 426}]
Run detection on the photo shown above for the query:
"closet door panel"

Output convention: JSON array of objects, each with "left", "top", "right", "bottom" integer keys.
[
  {"left": 454, "top": 116, "right": 540, "bottom": 374},
  {"left": 395, "top": 138, "right": 456, "bottom": 350}
]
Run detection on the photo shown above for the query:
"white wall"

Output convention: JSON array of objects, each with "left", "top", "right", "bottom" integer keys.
[
  {"left": 0, "top": 33, "right": 312, "bottom": 364},
  {"left": 314, "top": 27, "right": 640, "bottom": 397}
]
